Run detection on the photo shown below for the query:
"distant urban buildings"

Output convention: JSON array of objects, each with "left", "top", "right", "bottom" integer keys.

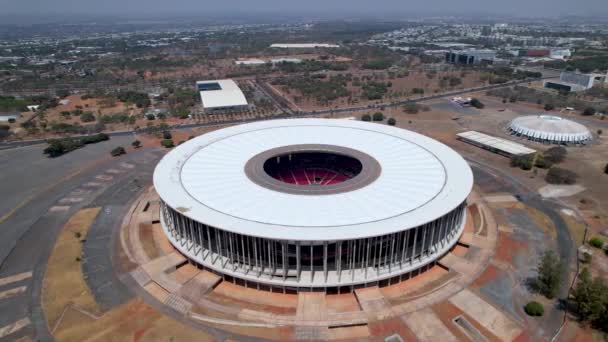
[
  {"left": 544, "top": 71, "right": 607, "bottom": 92},
  {"left": 445, "top": 50, "right": 496, "bottom": 65}
]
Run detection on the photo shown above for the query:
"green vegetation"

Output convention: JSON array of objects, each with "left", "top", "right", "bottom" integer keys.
[
  {"left": 544, "top": 103, "right": 555, "bottom": 111},
  {"left": 116, "top": 91, "right": 150, "bottom": 108},
  {"left": 589, "top": 237, "right": 604, "bottom": 249},
  {"left": 100, "top": 113, "right": 134, "bottom": 124},
  {"left": 570, "top": 268, "right": 608, "bottom": 330},
  {"left": 132, "top": 140, "right": 141, "bottom": 148},
  {"left": 160, "top": 139, "right": 174, "bottom": 148},
  {"left": 604, "top": 163, "right": 608, "bottom": 175},
  {"left": 43, "top": 138, "right": 84, "bottom": 158},
  {"left": 470, "top": 98, "right": 484, "bottom": 109},
  {"left": 524, "top": 301, "right": 544, "bottom": 316},
  {"left": 275, "top": 60, "right": 349, "bottom": 73},
  {"left": 412, "top": 88, "right": 424, "bottom": 95},
  {"left": 545, "top": 55, "right": 608, "bottom": 73},
  {"left": 361, "top": 114, "right": 371, "bottom": 122},
  {"left": 274, "top": 74, "right": 350, "bottom": 105},
  {"left": 510, "top": 154, "right": 534, "bottom": 170},
  {"left": 534, "top": 250, "right": 564, "bottom": 299},
  {"left": 545, "top": 167, "right": 578, "bottom": 185},
  {"left": 534, "top": 154, "right": 552, "bottom": 169},
  {"left": 583, "top": 107, "right": 597, "bottom": 116},
  {"left": 80, "top": 112, "right": 96, "bottom": 123},
  {"left": 372, "top": 112, "right": 385, "bottom": 121},
  {"left": 43, "top": 133, "right": 109, "bottom": 158},
  {"left": 110, "top": 146, "right": 126, "bottom": 157},
  {"left": 162, "top": 131, "right": 172, "bottom": 139},
  {"left": 439, "top": 76, "right": 462, "bottom": 88},
  {"left": 0, "top": 125, "right": 11, "bottom": 140},
  {"left": 80, "top": 133, "right": 109, "bottom": 144},
  {"left": 544, "top": 147, "right": 567, "bottom": 164},
  {"left": 362, "top": 81, "right": 390, "bottom": 100},
  {"left": 487, "top": 86, "right": 605, "bottom": 113},
  {"left": 387, "top": 117, "right": 396, "bottom": 126},
  {"left": 0, "top": 96, "right": 27, "bottom": 111},
  {"left": 362, "top": 60, "right": 392, "bottom": 70},
  {"left": 402, "top": 102, "right": 421, "bottom": 114}
]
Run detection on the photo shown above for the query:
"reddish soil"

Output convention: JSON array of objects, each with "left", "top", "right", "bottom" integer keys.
[
  {"left": 495, "top": 231, "right": 528, "bottom": 265},
  {"left": 471, "top": 264, "right": 502, "bottom": 289}
]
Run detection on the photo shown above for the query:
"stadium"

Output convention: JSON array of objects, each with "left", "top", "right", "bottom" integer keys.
[
  {"left": 153, "top": 119, "right": 473, "bottom": 292},
  {"left": 509, "top": 115, "right": 592, "bottom": 145}
]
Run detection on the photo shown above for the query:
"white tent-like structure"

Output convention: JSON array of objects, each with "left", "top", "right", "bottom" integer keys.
[{"left": 509, "top": 115, "right": 592, "bottom": 144}]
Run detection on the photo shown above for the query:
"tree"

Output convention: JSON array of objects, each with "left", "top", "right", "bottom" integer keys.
[
  {"left": 80, "top": 112, "right": 96, "bottom": 123},
  {"left": 387, "top": 117, "right": 396, "bottom": 126},
  {"left": 372, "top": 112, "right": 385, "bottom": 121},
  {"left": 582, "top": 107, "right": 597, "bottom": 116},
  {"left": 544, "top": 147, "right": 567, "bottom": 164},
  {"left": 470, "top": 98, "right": 485, "bottom": 109},
  {"left": 535, "top": 250, "right": 564, "bottom": 299},
  {"left": 545, "top": 167, "right": 578, "bottom": 185},
  {"left": 361, "top": 114, "right": 371, "bottom": 122},
  {"left": 132, "top": 140, "right": 141, "bottom": 148},
  {"left": 510, "top": 154, "right": 534, "bottom": 170},
  {"left": 162, "top": 131, "right": 172, "bottom": 139},
  {"left": 403, "top": 102, "right": 419, "bottom": 114},
  {"left": 571, "top": 268, "right": 608, "bottom": 323},
  {"left": 604, "top": 163, "right": 608, "bottom": 175},
  {"left": 146, "top": 114, "right": 156, "bottom": 120},
  {"left": 7, "top": 118, "right": 15, "bottom": 124},
  {"left": 110, "top": 146, "right": 126, "bottom": 157},
  {"left": 544, "top": 103, "right": 555, "bottom": 111}
]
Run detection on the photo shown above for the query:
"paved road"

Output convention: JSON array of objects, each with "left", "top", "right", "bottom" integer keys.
[
  {"left": 0, "top": 144, "right": 163, "bottom": 341},
  {"left": 468, "top": 158, "right": 575, "bottom": 340}
]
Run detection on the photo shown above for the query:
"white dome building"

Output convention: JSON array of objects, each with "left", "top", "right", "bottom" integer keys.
[
  {"left": 154, "top": 119, "right": 473, "bottom": 292},
  {"left": 509, "top": 115, "right": 592, "bottom": 144}
]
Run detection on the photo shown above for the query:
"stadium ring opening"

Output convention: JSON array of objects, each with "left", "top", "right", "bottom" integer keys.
[{"left": 154, "top": 118, "right": 473, "bottom": 292}]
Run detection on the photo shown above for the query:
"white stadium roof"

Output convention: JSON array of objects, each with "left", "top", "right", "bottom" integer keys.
[
  {"left": 196, "top": 79, "right": 248, "bottom": 109},
  {"left": 457, "top": 131, "right": 537, "bottom": 156},
  {"left": 509, "top": 115, "right": 592, "bottom": 143},
  {"left": 154, "top": 119, "right": 473, "bottom": 241}
]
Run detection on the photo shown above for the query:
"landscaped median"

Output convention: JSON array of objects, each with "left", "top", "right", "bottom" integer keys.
[
  {"left": 41, "top": 207, "right": 215, "bottom": 341},
  {"left": 42, "top": 207, "right": 102, "bottom": 333}
]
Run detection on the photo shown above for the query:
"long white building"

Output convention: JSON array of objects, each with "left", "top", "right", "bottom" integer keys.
[{"left": 154, "top": 119, "right": 473, "bottom": 291}]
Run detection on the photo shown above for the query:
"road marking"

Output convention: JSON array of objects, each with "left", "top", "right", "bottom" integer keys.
[
  {"left": 0, "top": 317, "right": 31, "bottom": 338},
  {"left": 95, "top": 175, "right": 113, "bottom": 181},
  {"left": 0, "top": 272, "right": 32, "bottom": 287},
  {"left": 0, "top": 286, "right": 26, "bottom": 300},
  {"left": 49, "top": 206, "right": 70, "bottom": 212},
  {"left": 59, "top": 197, "right": 83, "bottom": 204},
  {"left": 83, "top": 182, "right": 103, "bottom": 187},
  {"left": 106, "top": 169, "right": 123, "bottom": 174},
  {"left": 120, "top": 162, "right": 135, "bottom": 169}
]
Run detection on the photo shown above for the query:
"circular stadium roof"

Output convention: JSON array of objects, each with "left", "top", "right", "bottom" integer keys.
[
  {"left": 509, "top": 115, "right": 592, "bottom": 143},
  {"left": 153, "top": 118, "right": 473, "bottom": 241}
]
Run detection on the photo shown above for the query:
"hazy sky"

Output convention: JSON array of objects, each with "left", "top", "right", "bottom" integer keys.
[{"left": 1, "top": 0, "right": 607, "bottom": 17}]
